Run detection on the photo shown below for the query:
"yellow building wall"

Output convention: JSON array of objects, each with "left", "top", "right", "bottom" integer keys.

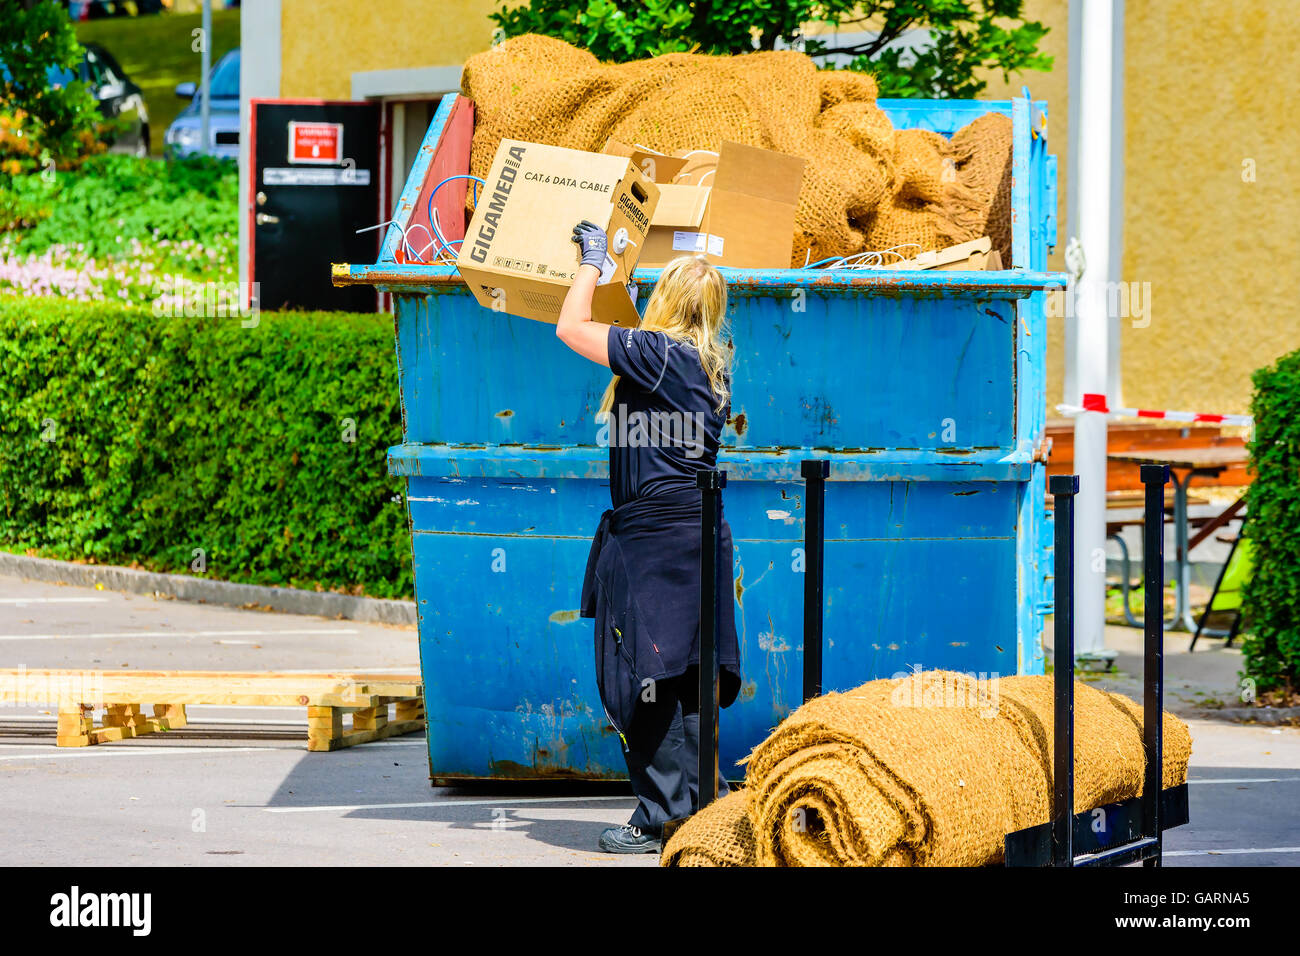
[
  {"left": 1121, "top": 0, "right": 1299, "bottom": 416},
  {"left": 278, "top": 1, "right": 1299, "bottom": 416},
  {"left": 986, "top": 0, "right": 1300, "bottom": 417},
  {"left": 279, "top": 0, "right": 499, "bottom": 99}
]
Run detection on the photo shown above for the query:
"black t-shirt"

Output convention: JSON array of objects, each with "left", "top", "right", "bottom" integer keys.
[{"left": 604, "top": 326, "right": 728, "bottom": 509}]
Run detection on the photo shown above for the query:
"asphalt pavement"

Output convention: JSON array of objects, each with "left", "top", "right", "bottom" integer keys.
[
  {"left": 0, "top": 574, "right": 649, "bottom": 866},
  {"left": 1, "top": 574, "right": 1295, "bottom": 866}
]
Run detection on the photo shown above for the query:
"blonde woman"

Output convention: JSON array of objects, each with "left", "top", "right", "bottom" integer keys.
[{"left": 559, "top": 221, "right": 741, "bottom": 854}]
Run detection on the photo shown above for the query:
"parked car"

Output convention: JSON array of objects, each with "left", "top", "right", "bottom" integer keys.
[
  {"left": 164, "top": 48, "right": 239, "bottom": 161},
  {"left": 18, "top": 42, "right": 150, "bottom": 156},
  {"left": 67, "top": 1, "right": 165, "bottom": 19}
]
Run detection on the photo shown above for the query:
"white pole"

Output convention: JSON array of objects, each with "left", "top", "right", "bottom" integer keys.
[
  {"left": 200, "top": 0, "right": 212, "bottom": 155},
  {"left": 1070, "top": 0, "right": 1117, "bottom": 665}
]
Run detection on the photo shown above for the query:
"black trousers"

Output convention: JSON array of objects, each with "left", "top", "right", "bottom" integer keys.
[{"left": 622, "top": 666, "right": 730, "bottom": 836}]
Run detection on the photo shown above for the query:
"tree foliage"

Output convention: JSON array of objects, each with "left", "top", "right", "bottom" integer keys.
[
  {"left": 0, "top": 0, "right": 103, "bottom": 168},
  {"left": 490, "top": 0, "right": 1053, "bottom": 98}
]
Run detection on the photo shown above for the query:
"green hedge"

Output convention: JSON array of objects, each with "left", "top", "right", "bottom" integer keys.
[
  {"left": 0, "top": 297, "right": 412, "bottom": 599},
  {"left": 1242, "top": 347, "right": 1300, "bottom": 691}
]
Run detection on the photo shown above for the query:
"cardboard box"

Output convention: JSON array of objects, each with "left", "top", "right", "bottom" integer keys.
[
  {"left": 605, "top": 140, "right": 805, "bottom": 269},
  {"left": 895, "top": 236, "right": 1002, "bottom": 271},
  {"left": 456, "top": 139, "right": 660, "bottom": 326}
]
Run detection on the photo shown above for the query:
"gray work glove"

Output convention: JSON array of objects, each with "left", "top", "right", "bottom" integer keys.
[{"left": 571, "top": 220, "right": 607, "bottom": 269}]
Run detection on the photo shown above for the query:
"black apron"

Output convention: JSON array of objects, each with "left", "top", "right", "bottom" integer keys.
[{"left": 580, "top": 486, "right": 741, "bottom": 746}]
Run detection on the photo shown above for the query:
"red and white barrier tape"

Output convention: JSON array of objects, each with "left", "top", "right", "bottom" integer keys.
[{"left": 1056, "top": 393, "right": 1253, "bottom": 427}]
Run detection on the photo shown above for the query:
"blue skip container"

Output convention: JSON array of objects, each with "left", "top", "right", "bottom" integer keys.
[{"left": 336, "top": 92, "right": 1063, "bottom": 780}]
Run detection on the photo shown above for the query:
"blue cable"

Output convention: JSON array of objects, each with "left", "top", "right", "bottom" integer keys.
[{"left": 425, "top": 174, "right": 485, "bottom": 261}]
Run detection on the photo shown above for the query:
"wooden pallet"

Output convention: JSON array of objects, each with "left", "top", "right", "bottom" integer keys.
[{"left": 0, "top": 669, "right": 424, "bottom": 751}]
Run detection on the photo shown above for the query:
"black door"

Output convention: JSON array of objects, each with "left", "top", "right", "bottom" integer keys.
[{"left": 252, "top": 101, "right": 380, "bottom": 312}]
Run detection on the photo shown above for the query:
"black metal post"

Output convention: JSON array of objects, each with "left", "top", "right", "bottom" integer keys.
[
  {"left": 801, "top": 459, "right": 830, "bottom": 703},
  {"left": 1141, "top": 464, "right": 1169, "bottom": 866},
  {"left": 1049, "top": 474, "right": 1079, "bottom": 867},
  {"left": 696, "top": 469, "right": 726, "bottom": 811}
]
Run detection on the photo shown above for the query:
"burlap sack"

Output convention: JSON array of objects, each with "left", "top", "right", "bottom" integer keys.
[
  {"left": 741, "top": 673, "right": 1192, "bottom": 867},
  {"left": 461, "top": 35, "right": 1014, "bottom": 266},
  {"left": 817, "top": 70, "right": 879, "bottom": 110},
  {"left": 950, "top": 111, "right": 1014, "bottom": 264},
  {"left": 464, "top": 45, "right": 819, "bottom": 178},
  {"left": 660, "top": 788, "right": 757, "bottom": 867},
  {"left": 784, "top": 125, "right": 895, "bottom": 265},
  {"left": 862, "top": 128, "right": 988, "bottom": 256},
  {"left": 460, "top": 33, "right": 598, "bottom": 116}
]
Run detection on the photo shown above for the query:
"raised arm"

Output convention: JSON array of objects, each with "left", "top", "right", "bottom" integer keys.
[{"left": 555, "top": 221, "right": 611, "bottom": 368}]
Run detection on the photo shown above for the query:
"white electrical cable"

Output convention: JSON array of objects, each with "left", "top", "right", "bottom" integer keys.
[
  {"left": 428, "top": 208, "right": 453, "bottom": 259},
  {"left": 428, "top": 208, "right": 463, "bottom": 263},
  {"left": 611, "top": 227, "right": 637, "bottom": 256},
  {"left": 355, "top": 218, "right": 426, "bottom": 263},
  {"left": 817, "top": 243, "right": 922, "bottom": 269},
  {"left": 404, "top": 223, "right": 438, "bottom": 261}
]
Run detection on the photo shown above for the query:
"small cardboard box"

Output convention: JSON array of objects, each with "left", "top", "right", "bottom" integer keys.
[
  {"left": 895, "top": 237, "right": 1001, "bottom": 271},
  {"left": 456, "top": 139, "right": 660, "bottom": 326},
  {"left": 605, "top": 140, "right": 805, "bottom": 269}
]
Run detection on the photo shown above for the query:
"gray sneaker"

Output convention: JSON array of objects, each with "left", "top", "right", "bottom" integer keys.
[{"left": 598, "top": 824, "right": 661, "bottom": 854}]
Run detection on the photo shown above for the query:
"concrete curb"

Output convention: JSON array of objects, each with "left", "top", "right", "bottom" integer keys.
[
  {"left": 0, "top": 552, "right": 417, "bottom": 626},
  {"left": 1210, "top": 705, "right": 1300, "bottom": 726}
]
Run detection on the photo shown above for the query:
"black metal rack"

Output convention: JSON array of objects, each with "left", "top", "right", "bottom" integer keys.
[
  {"left": 1003, "top": 465, "right": 1188, "bottom": 867},
  {"left": 693, "top": 459, "right": 829, "bottom": 812},
  {"left": 687, "top": 460, "right": 1189, "bottom": 864},
  {"left": 696, "top": 468, "right": 725, "bottom": 812}
]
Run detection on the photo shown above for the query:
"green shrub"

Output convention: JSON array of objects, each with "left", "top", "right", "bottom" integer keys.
[
  {"left": 2, "top": 153, "right": 236, "bottom": 269},
  {"left": 1241, "top": 347, "right": 1300, "bottom": 692},
  {"left": 1, "top": 155, "right": 236, "bottom": 304},
  {"left": 0, "top": 183, "right": 49, "bottom": 232},
  {"left": 0, "top": 298, "right": 412, "bottom": 599}
]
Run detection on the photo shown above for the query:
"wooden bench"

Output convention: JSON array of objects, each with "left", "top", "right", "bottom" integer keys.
[
  {"left": 1046, "top": 489, "right": 1218, "bottom": 627},
  {"left": 1044, "top": 420, "right": 1250, "bottom": 492},
  {"left": 0, "top": 670, "right": 424, "bottom": 752},
  {"left": 1046, "top": 488, "right": 1210, "bottom": 536}
]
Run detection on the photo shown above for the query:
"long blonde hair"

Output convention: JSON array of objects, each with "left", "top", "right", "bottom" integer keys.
[{"left": 599, "top": 255, "right": 730, "bottom": 415}]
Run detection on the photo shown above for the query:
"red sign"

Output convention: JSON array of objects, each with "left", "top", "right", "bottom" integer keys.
[{"left": 287, "top": 121, "right": 343, "bottom": 165}]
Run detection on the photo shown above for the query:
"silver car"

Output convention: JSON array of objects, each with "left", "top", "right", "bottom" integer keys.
[{"left": 164, "top": 48, "right": 239, "bottom": 160}]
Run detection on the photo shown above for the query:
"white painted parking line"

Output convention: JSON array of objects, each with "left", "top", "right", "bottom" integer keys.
[
  {"left": 1188, "top": 777, "right": 1300, "bottom": 785},
  {"left": 1164, "top": 846, "right": 1300, "bottom": 857},
  {"left": 263, "top": 795, "right": 635, "bottom": 813},
  {"left": 0, "top": 745, "right": 281, "bottom": 761},
  {"left": 0, "top": 597, "right": 109, "bottom": 604},
  {"left": 262, "top": 666, "right": 420, "bottom": 673},
  {"left": 0, "top": 628, "right": 361, "bottom": 641}
]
